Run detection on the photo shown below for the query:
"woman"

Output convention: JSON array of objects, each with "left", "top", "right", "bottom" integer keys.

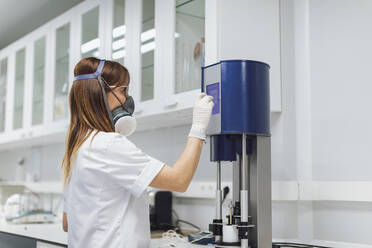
[{"left": 61, "top": 57, "right": 214, "bottom": 247}]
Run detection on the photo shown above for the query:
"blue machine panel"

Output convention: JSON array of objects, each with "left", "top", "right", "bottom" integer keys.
[
  {"left": 203, "top": 62, "right": 221, "bottom": 134},
  {"left": 206, "top": 83, "right": 220, "bottom": 115}
]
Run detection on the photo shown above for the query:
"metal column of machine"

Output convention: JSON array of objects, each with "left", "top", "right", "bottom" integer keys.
[{"left": 203, "top": 60, "right": 272, "bottom": 248}]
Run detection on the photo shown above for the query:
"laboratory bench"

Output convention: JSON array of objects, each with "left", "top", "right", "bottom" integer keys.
[
  {"left": 0, "top": 221, "right": 323, "bottom": 248},
  {"left": 0, "top": 221, "right": 67, "bottom": 247},
  {"left": 0, "top": 220, "right": 206, "bottom": 248}
]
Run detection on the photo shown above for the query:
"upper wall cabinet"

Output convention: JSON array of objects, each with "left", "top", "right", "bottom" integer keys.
[
  {"left": 112, "top": 0, "right": 126, "bottom": 65},
  {"left": 175, "top": 0, "right": 205, "bottom": 94},
  {"left": 141, "top": 0, "right": 155, "bottom": 102},
  {"left": 0, "top": 0, "right": 208, "bottom": 145},
  {"left": 132, "top": 0, "right": 206, "bottom": 119},
  {"left": 0, "top": 57, "right": 7, "bottom": 133},
  {"left": 0, "top": 0, "right": 282, "bottom": 148},
  {"left": 54, "top": 23, "right": 70, "bottom": 121},
  {"left": 81, "top": 7, "right": 100, "bottom": 58},
  {"left": 32, "top": 37, "right": 46, "bottom": 126},
  {"left": 13, "top": 48, "right": 26, "bottom": 130}
]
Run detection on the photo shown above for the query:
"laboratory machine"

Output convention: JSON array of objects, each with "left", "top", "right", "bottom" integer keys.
[{"left": 202, "top": 60, "right": 271, "bottom": 248}]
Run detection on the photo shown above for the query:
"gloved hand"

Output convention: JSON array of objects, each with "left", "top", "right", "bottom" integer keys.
[{"left": 188, "top": 93, "right": 214, "bottom": 140}]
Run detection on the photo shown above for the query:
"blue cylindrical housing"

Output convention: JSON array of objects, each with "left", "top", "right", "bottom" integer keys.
[
  {"left": 220, "top": 60, "right": 270, "bottom": 135},
  {"left": 202, "top": 60, "right": 271, "bottom": 136}
]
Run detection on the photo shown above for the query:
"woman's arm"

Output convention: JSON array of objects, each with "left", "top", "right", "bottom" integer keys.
[
  {"left": 150, "top": 137, "right": 203, "bottom": 192},
  {"left": 150, "top": 93, "right": 213, "bottom": 192},
  {"left": 63, "top": 213, "right": 68, "bottom": 232}
]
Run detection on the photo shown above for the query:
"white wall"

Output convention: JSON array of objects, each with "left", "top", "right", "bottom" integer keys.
[
  {"left": 0, "top": 143, "right": 64, "bottom": 182},
  {"left": 309, "top": 0, "right": 372, "bottom": 181},
  {"left": 313, "top": 202, "right": 372, "bottom": 245},
  {"left": 308, "top": 0, "right": 372, "bottom": 244},
  {"left": 204, "top": 0, "right": 372, "bottom": 244}
]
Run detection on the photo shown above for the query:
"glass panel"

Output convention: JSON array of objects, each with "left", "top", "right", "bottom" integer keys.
[
  {"left": 54, "top": 24, "right": 70, "bottom": 120},
  {"left": 32, "top": 36, "right": 46, "bottom": 125},
  {"left": 112, "top": 0, "right": 126, "bottom": 65},
  {"left": 13, "top": 48, "right": 25, "bottom": 129},
  {"left": 175, "top": 0, "right": 205, "bottom": 93},
  {"left": 81, "top": 7, "right": 100, "bottom": 58},
  {"left": 0, "top": 58, "right": 7, "bottom": 132},
  {"left": 141, "top": 0, "right": 155, "bottom": 101}
]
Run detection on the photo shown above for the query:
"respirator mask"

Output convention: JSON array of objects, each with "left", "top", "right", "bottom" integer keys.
[{"left": 73, "top": 60, "right": 137, "bottom": 136}]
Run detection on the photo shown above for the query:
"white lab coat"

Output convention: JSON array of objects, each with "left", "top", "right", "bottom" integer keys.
[{"left": 63, "top": 131, "right": 164, "bottom": 248}]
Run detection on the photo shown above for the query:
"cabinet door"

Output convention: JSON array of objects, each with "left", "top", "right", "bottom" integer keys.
[
  {"left": 153, "top": 0, "right": 206, "bottom": 116},
  {"left": 112, "top": 0, "right": 126, "bottom": 65},
  {"left": 141, "top": 0, "right": 155, "bottom": 101},
  {"left": 54, "top": 24, "right": 70, "bottom": 121},
  {"left": 13, "top": 48, "right": 26, "bottom": 130},
  {"left": 174, "top": 0, "right": 205, "bottom": 94},
  {"left": 0, "top": 57, "right": 7, "bottom": 132},
  {"left": 81, "top": 6, "right": 100, "bottom": 58},
  {"left": 32, "top": 36, "right": 46, "bottom": 126}
]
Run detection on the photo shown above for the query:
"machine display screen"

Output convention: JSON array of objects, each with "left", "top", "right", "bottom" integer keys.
[{"left": 206, "top": 82, "right": 220, "bottom": 115}]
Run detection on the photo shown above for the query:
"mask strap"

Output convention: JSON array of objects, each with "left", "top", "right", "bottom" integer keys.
[
  {"left": 98, "top": 76, "right": 115, "bottom": 128},
  {"left": 100, "top": 76, "right": 129, "bottom": 113},
  {"left": 73, "top": 60, "right": 105, "bottom": 81}
]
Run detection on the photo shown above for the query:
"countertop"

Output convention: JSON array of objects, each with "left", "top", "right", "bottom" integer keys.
[
  {"left": 0, "top": 220, "right": 206, "bottom": 247},
  {"left": 0, "top": 221, "right": 67, "bottom": 246}
]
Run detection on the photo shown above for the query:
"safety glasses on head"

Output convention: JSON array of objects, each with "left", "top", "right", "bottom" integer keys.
[{"left": 109, "top": 85, "right": 129, "bottom": 97}]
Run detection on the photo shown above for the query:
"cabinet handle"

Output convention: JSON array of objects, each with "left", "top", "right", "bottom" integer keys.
[
  {"left": 164, "top": 99, "right": 178, "bottom": 108},
  {"left": 135, "top": 108, "right": 143, "bottom": 115},
  {"left": 62, "top": 83, "right": 68, "bottom": 94}
]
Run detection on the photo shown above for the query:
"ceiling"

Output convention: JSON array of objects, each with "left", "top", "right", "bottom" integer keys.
[{"left": 0, "top": 0, "right": 84, "bottom": 50}]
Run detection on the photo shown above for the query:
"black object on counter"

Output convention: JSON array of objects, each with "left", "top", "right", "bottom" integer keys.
[{"left": 150, "top": 191, "right": 173, "bottom": 231}]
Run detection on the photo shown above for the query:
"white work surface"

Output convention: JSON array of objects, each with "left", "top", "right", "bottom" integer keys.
[
  {"left": 0, "top": 220, "right": 67, "bottom": 245},
  {"left": 0, "top": 220, "right": 206, "bottom": 247}
]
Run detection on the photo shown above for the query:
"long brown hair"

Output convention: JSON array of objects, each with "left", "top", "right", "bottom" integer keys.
[{"left": 61, "top": 57, "right": 130, "bottom": 185}]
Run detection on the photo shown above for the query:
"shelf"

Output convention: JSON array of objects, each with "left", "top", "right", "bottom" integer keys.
[
  {"left": 0, "top": 105, "right": 193, "bottom": 152},
  {"left": 0, "top": 221, "right": 67, "bottom": 246},
  {"left": 0, "top": 181, "right": 62, "bottom": 194}
]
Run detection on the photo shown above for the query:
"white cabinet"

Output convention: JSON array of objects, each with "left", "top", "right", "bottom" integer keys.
[
  {"left": 0, "top": 9, "right": 73, "bottom": 148},
  {"left": 111, "top": 0, "right": 126, "bottom": 65},
  {"left": 129, "top": 0, "right": 206, "bottom": 128},
  {"left": 13, "top": 48, "right": 26, "bottom": 130},
  {"left": 141, "top": 0, "right": 155, "bottom": 102},
  {"left": 54, "top": 24, "right": 70, "bottom": 121},
  {"left": 0, "top": 0, "right": 281, "bottom": 149},
  {"left": 32, "top": 37, "right": 46, "bottom": 126},
  {"left": 175, "top": 0, "right": 205, "bottom": 94},
  {"left": 0, "top": 50, "right": 11, "bottom": 143},
  {"left": 0, "top": 0, "right": 207, "bottom": 148},
  {"left": 0, "top": 57, "right": 8, "bottom": 133},
  {"left": 81, "top": 7, "right": 100, "bottom": 59}
]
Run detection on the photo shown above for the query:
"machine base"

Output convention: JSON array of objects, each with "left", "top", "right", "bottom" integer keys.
[
  {"left": 215, "top": 245, "right": 243, "bottom": 248},
  {"left": 214, "top": 241, "right": 241, "bottom": 247}
]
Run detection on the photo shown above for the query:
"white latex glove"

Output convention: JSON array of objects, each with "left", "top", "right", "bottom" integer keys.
[{"left": 188, "top": 93, "right": 214, "bottom": 140}]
